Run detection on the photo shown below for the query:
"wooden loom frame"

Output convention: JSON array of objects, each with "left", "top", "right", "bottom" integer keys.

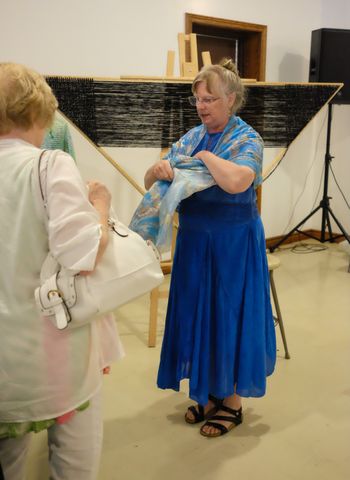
[
  {"left": 55, "top": 76, "right": 343, "bottom": 195},
  {"left": 53, "top": 76, "right": 342, "bottom": 347}
]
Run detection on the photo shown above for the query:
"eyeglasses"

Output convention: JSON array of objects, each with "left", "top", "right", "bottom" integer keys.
[{"left": 188, "top": 96, "right": 220, "bottom": 106}]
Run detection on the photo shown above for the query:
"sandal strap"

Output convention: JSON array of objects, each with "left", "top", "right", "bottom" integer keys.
[
  {"left": 202, "top": 421, "right": 229, "bottom": 435},
  {"left": 220, "top": 405, "right": 242, "bottom": 417},
  {"left": 208, "top": 414, "right": 242, "bottom": 426},
  {"left": 187, "top": 404, "right": 204, "bottom": 422},
  {"left": 208, "top": 405, "right": 243, "bottom": 426},
  {"left": 208, "top": 394, "right": 223, "bottom": 407}
]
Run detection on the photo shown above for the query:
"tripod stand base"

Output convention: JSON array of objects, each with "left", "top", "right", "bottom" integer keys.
[
  {"left": 268, "top": 230, "right": 345, "bottom": 253},
  {"left": 268, "top": 103, "right": 350, "bottom": 255},
  {"left": 268, "top": 203, "right": 350, "bottom": 253}
]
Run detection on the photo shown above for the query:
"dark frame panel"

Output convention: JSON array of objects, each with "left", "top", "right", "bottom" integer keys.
[{"left": 185, "top": 13, "right": 267, "bottom": 81}]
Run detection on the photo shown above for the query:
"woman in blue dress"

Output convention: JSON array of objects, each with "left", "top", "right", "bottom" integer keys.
[{"left": 144, "top": 59, "right": 276, "bottom": 438}]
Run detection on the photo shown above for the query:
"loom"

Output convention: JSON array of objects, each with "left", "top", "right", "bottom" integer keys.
[{"left": 45, "top": 76, "right": 342, "bottom": 194}]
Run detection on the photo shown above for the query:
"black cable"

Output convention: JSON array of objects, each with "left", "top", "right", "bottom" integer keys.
[
  {"left": 310, "top": 110, "right": 329, "bottom": 210},
  {"left": 291, "top": 242, "right": 328, "bottom": 254},
  {"left": 278, "top": 109, "right": 328, "bottom": 234},
  {"left": 329, "top": 163, "right": 350, "bottom": 210},
  {"left": 275, "top": 241, "right": 328, "bottom": 253},
  {"left": 311, "top": 162, "right": 325, "bottom": 211}
]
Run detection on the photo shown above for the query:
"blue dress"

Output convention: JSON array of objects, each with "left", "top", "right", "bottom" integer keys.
[{"left": 157, "top": 132, "right": 276, "bottom": 406}]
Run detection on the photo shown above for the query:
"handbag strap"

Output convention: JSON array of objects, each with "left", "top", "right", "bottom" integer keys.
[
  {"left": 32, "top": 149, "right": 60, "bottom": 226},
  {"left": 32, "top": 150, "right": 48, "bottom": 225},
  {"left": 32, "top": 149, "right": 72, "bottom": 329}
]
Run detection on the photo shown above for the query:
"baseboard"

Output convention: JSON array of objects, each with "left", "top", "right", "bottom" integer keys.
[{"left": 266, "top": 229, "right": 345, "bottom": 250}]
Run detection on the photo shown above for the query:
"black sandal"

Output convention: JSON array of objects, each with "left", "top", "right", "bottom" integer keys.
[
  {"left": 185, "top": 394, "right": 222, "bottom": 424},
  {"left": 200, "top": 405, "right": 243, "bottom": 437}
]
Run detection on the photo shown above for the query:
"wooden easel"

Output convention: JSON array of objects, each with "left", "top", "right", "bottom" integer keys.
[
  {"left": 122, "top": 32, "right": 211, "bottom": 81},
  {"left": 178, "top": 33, "right": 199, "bottom": 77},
  {"left": 165, "top": 35, "right": 212, "bottom": 78}
]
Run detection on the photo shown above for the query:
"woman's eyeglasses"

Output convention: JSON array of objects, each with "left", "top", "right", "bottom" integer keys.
[{"left": 188, "top": 96, "right": 220, "bottom": 106}]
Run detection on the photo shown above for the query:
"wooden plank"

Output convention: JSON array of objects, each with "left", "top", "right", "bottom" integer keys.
[
  {"left": 202, "top": 51, "right": 212, "bottom": 66},
  {"left": 178, "top": 33, "right": 186, "bottom": 77},
  {"left": 119, "top": 75, "right": 194, "bottom": 83},
  {"left": 183, "top": 62, "right": 196, "bottom": 77},
  {"left": 166, "top": 50, "right": 175, "bottom": 77},
  {"left": 119, "top": 75, "right": 258, "bottom": 83},
  {"left": 262, "top": 148, "right": 288, "bottom": 180},
  {"left": 46, "top": 73, "right": 342, "bottom": 89},
  {"left": 190, "top": 33, "right": 199, "bottom": 73}
]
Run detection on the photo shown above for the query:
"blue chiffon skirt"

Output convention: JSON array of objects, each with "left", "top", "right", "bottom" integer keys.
[{"left": 157, "top": 185, "right": 276, "bottom": 406}]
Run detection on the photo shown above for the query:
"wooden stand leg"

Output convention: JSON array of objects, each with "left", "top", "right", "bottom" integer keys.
[
  {"left": 270, "top": 270, "right": 291, "bottom": 359},
  {"left": 148, "top": 287, "right": 160, "bottom": 347},
  {"left": 166, "top": 51, "right": 175, "bottom": 77}
]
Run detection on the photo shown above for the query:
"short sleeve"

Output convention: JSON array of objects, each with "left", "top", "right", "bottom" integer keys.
[{"left": 230, "top": 135, "right": 264, "bottom": 187}]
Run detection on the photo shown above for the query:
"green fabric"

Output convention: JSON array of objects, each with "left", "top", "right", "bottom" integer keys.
[
  {"left": 42, "top": 115, "right": 76, "bottom": 160},
  {"left": 0, "top": 401, "right": 90, "bottom": 439}
]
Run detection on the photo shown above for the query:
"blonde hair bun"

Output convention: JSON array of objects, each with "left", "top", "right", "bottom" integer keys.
[{"left": 220, "top": 58, "right": 239, "bottom": 76}]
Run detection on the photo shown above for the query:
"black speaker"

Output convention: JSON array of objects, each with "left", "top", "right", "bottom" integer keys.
[{"left": 309, "top": 28, "right": 350, "bottom": 104}]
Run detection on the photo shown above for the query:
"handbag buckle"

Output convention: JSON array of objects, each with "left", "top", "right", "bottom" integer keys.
[{"left": 47, "top": 289, "right": 63, "bottom": 300}]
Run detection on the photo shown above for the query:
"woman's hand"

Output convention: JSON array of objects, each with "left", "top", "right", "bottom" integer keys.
[
  {"left": 85, "top": 181, "right": 112, "bottom": 272},
  {"left": 194, "top": 150, "right": 210, "bottom": 162},
  {"left": 87, "top": 181, "right": 111, "bottom": 213},
  {"left": 144, "top": 160, "right": 174, "bottom": 190},
  {"left": 153, "top": 160, "right": 174, "bottom": 181}
]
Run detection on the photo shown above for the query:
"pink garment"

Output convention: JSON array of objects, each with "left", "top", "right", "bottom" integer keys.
[
  {"left": 56, "top": 411, "right": 76, "bottom": 425},
  {"left": 56, "top": 365, "right": 112, "bottom": 425}
]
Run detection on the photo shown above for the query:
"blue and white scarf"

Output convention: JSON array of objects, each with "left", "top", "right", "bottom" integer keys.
[{"left": 129, "top": 115, "right": 263, "bottom": 252}]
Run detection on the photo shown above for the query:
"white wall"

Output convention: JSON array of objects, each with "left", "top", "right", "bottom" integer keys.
[{"left": 1, "top": 0, "right": 350, "bottom": 237}]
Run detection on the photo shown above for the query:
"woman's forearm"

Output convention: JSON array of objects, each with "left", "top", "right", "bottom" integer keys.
[
  {"left": 86, "top": 182, "right": 111, "bottom": 269},
  {"left": 79, "top": 201, "right": 109, "bottom": 275},
  {"left": 196, "top": 151, "right": 255, "bottom": 194},
  {"left": 144, "top": 166, "right": 157, "bottom": 190},
  {"left": 93, "top": 200, "right": 110, "bottom": 265}
]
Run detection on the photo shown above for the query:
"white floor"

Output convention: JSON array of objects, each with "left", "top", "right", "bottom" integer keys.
[{"left": 26, "top": 241, "right": 350, "bottom": 480}]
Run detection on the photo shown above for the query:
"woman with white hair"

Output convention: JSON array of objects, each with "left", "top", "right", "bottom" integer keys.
[{"left": 0, "top": 63, "right": 122, "bottom": 478}]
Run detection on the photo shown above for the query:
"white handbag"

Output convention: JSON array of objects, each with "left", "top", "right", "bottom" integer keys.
[{"left": 33, "top": 150, "right": 164, "bottom": 330}]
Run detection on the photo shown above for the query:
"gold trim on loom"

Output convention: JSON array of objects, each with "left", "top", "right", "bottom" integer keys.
[{"left": 44, "top": 74, "right": 343, "bottom": 89}]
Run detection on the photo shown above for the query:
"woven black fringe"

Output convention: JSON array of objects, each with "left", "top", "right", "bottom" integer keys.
[
  {"left": 46, "top": 78, "right": 338, "bottom": 149},
  {"left": 46, "top": 76, "right": 97, "bottom": 143}
]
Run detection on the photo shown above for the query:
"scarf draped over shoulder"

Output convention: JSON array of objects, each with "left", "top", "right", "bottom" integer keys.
[{"left": 129, "top": 115, "right": 263, "bottom": 253}]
